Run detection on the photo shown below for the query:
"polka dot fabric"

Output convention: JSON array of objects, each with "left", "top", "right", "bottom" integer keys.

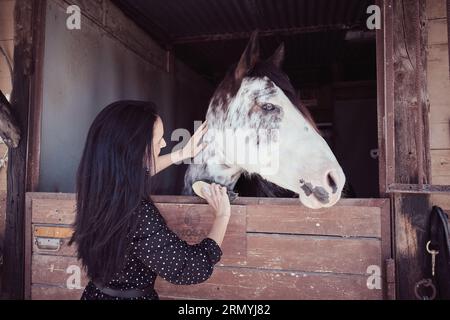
[{"left": 81, "top": 198, "right": 223, "bottom": 300}]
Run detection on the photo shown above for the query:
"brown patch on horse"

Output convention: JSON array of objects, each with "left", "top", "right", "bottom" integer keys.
[{"left": 248, "top": 61, "right": 318, "bottom": 132}]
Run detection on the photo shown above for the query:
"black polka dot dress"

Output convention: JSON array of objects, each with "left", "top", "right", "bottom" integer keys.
[{"left": 81, "top": 198, "right": 223, "bottom": 300}]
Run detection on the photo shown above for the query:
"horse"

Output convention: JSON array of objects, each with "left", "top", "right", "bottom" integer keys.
[{"left": 183, "top": 32, "right": 346, "bottom": 209}]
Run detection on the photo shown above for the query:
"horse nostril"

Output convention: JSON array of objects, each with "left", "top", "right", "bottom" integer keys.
[{"left": 327, "top": 172, "right": 338, "bottom": 194}]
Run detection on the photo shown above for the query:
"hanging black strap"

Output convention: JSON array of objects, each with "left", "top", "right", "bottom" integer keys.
[
  {"left": 428, "top": 206, "right": 450, "bottom": 299},
  {"left": 430, "top": 206, "right": 450, "bottom": 259}
]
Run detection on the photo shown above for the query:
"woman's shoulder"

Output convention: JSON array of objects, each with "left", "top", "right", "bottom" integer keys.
[{"left": 132, "top": 198, "right": 167, "bottom": 238}]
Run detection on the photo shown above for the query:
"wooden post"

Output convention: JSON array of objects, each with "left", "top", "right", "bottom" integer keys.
[
  {"left": 390, "top": 0, "right": 432, "bottom": 299},
  {"left": 1, "top": 0, "right": 46, "bottom": 299}
]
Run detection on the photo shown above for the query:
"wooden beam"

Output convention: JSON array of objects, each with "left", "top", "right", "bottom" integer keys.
[
  {"left": 389, "top": 0, "right": 432, "bottom": 299},
  {"left": 172, "top": 24, "right": 362, "bottom": 44},
  {"left": 0, "top": 90, "right": 21, "bottom": 148},
  {"left": 1, "top": 0, "right": 46, "bottom": 300},
  {"left": 387, "top": 183, "right": 450, "bottom": 194},
  {"left": 447, "top": 0, "right": 450, "bottom": 79}
]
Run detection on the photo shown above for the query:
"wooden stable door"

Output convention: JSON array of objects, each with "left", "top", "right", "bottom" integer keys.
[{"left": 25, "top": 193, "right": 394, "bottom": 300}]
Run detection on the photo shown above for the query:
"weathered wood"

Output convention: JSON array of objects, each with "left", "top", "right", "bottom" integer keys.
[
  {"left": 430, "top": 123, "right": 450, "bottom": 149},
  {"left": 390, "top": 0, "right": 431, "bottom": 299},
  {"left": 1, "top": 0, "right": 46, "bottom": 300},
  {"left": 448, "top": 0, "right": 450, "bottom": 78},
  {"left": 27, "top": 0, "right": 46, "bottom": 193},
  {"left": 431, "top": 149, "right": 450, "bottom": 178},
  {"left": 432, "top": 194, "right": 450, "bottom": 209},
  {"left": 156, "top": 267, "right": 384, "bottom": 300},
  {"left": 33, "top": 225, "right": 73, "bottom": 239},
  {"left": 427, "top": 43, "right": 450, "bottom": 117},
  {"left": 0, "top": 90, "right": 20, "bottom": 148},
  {"left": 172, "top": 25, "right": 362, "bottom": 44},
  {"left": 246, "top": 205, "right": 381, "bottom": 237},
  {"left": 388, "top": 183, "right": 450, "bottom": 193},
  {"left": 26, "top": 192, "right": 393, "bottom": 299},
  {"left": 426, "top": 0, "right": 447, "bottom": 19},
  {"left": 376, "top": 0, "right": 388, "bottom": 196},
  {"left": 244, "top": 234, "right": 381, "bottom": 274},
  {"left": 31, "top": 285, "right": 83, "bottom": 300},
  {"left": 158, "top": 203, "right": 247, "bottom": 264},
  {"left": 32, "top": 234, "right": 382, "bottom": 275},
  {"left": 31, "top": 255, "right": 383, "bottom": 300}
]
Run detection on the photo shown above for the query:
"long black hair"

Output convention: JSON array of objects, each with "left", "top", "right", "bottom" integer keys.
[{"left": 69, "top": 100, "right": 159, "bottom": 284}]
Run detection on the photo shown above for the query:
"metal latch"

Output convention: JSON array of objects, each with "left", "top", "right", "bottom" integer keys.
[
  {"left": 34, "top": 237, "right": 63, "bottom": 251},
  {"left": 33, "top": 226, "right": 73, "bottom": 252}
]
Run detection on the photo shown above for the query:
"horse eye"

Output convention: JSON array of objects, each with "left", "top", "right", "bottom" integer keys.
[{"left": 261, "top": 103, "right": 276, "bottom": 111}]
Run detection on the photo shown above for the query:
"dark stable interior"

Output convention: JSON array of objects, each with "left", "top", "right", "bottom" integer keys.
[{"left": 113, "top": 0, "right": 379, "bottom": 198}]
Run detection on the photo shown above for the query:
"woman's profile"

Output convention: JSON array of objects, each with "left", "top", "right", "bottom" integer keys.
[{"left": 69, "top": 100, "right": 231, "bottom": 300}]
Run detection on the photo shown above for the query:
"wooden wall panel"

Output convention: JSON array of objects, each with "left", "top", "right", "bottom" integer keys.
[{"left": 26, "top": 193, "right": 392, "bottom": 300}]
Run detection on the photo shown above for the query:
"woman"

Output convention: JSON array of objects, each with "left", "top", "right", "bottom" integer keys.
[{"left": 69, "top": 100, "right": 231, "bottom": 300}]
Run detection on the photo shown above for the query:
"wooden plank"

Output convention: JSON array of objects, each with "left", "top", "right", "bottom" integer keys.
[
  {"left": 32, "top": 227, "right": 381, "bottom": 275},
  {"left": 34, "top": 225, "right": 73, "bottom": 239},
  {"left": 155, "top": 267, "right": 383, "bottom": 300},
  {"left": 428, "top": 18, "right": 448, "bottom": 45},
  {"left": 430, "top": 123, "right": 450, "bottom": 150},
  {"left": 31, "top": 255, "right": 383, "bottom": 300},
  {"left": 32, "top": 255, "right": 87, "bottom": 288},
  {"left": 31, "top": 198, "right": 77, "bottom": 225},
  {"left": 432, "top": 194, "right": 450, "bottom": 208},
  {"left": 31, "top": 285, "right": 83, "bottom": 300},
  {"left": 391, "top": 0, "right": 431, "bottom": 300},
  {"left": 155, "top": 203, "right": 247, "bottom": 264},
  {"left": 427, "top": 45, "right": 450, "bottom": 117},
  {"left": 426, "top": 0, "right": 447, "bottom": 19},
  {"left": 2, "top": 0, "right": 46, "bottom": 300},
  {"left": 376, "top": 0, "right": 388, "bottom": 196},
  {"left": 31, "top": 202, "right": 246, "bottom": 263},
  {"left": 27, "top": 0, "right": 47, "bottom": 193},
  {"left": 432, "top": 175, "right": 450, "bottom": 185},
  {"left": 244, "top": 234, "right": 381, "bottom": 275},
  {"left": 246, "top": 205, "right": 381, "bottom": 237},
  {"left": 431, "top": 149, "right": 450, "bottom": 177}
]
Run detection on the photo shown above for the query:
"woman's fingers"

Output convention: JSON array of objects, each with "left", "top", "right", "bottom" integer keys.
[
  {"left": 194, "top": 121, "right": 208, "bottom": 138},
  {"left": 202, "top": 186, "right": 215, "bottom": 208}
]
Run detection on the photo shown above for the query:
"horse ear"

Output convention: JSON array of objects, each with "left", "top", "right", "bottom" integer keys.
[
  {"left": 235, "top": 31, "right": 260, "bottom": 81},
  {"left": 269, "top": 43, "right": 285, "bottom": 68}
]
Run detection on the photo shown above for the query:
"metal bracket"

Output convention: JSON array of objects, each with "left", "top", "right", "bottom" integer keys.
[{"left": 34, "top": 237, "right": 62, "bottom": 252}]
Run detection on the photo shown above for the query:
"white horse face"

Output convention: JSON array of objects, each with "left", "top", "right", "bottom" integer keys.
[
  {"left": 204, "top": 32, "right": 346, "bottom": 209},
  {"left": 218, "top": 74, "right": 346, "bottom": 209}
]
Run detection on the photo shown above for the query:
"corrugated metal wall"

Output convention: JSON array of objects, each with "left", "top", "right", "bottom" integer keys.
[{"left": 38, "top": 0, "right": 213, "bottom": 195}]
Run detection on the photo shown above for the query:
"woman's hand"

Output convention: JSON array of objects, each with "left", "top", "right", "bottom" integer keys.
[
  {"left": 202, "top": 183, "right": 231, "bottom": 218},
  {"left": 181, "top": 121, "right": 208, "bottom": 160}
]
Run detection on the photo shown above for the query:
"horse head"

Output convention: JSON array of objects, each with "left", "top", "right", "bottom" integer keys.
[{"left": 184, "top": 32, "right": 346, "bottom": 209}]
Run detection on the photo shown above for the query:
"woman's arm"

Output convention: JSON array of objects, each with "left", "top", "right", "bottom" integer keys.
[
  {"left": 153, "top": 121, "right": 208, "bottom": 175},
  {"left": 203, "top": 184, "right": 231, "bottom": 246}
]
